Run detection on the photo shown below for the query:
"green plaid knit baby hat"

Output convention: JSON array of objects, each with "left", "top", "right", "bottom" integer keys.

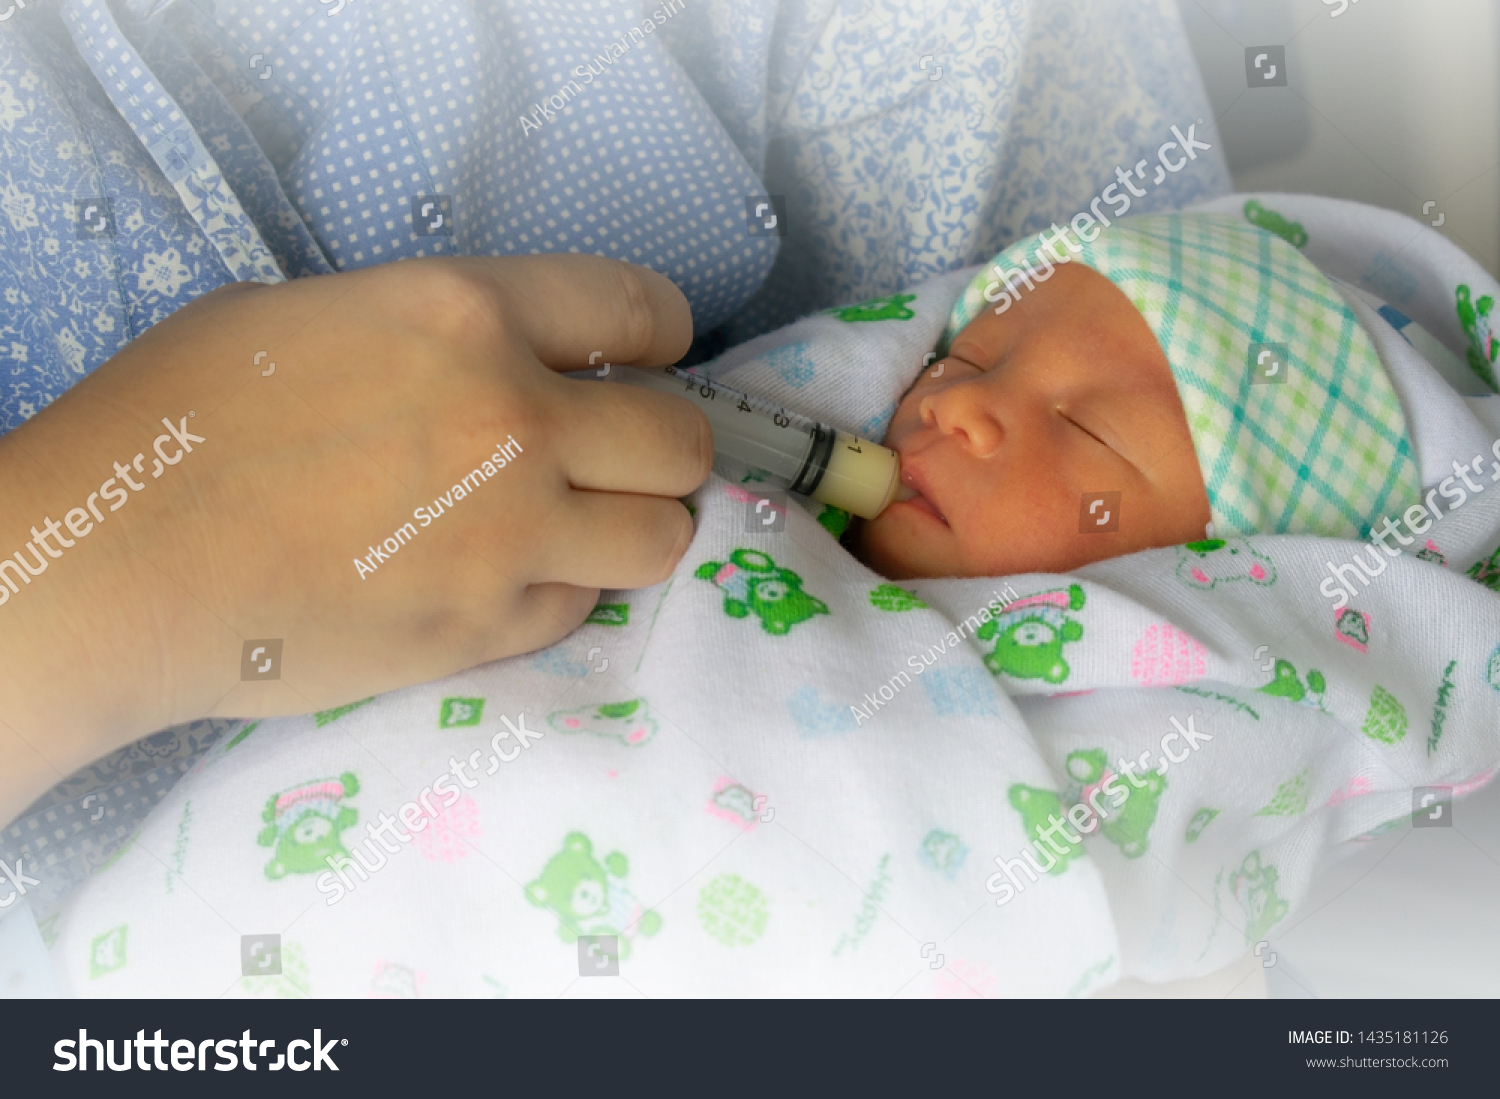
[{"left": 939, "top": 213, "right": 1420, "bottom": 539}]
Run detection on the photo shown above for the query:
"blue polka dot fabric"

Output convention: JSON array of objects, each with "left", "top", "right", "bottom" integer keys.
[
  {"left": 0, "top": 0, "right": 1228, "bottom": 913},
  {"left": 0, "top": 0, "right": 1226, "bottom": 439}
]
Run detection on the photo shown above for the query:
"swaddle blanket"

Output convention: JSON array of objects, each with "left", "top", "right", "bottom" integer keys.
[{"left": 45, "top": 196, "right": 1500, "bottom": 997}]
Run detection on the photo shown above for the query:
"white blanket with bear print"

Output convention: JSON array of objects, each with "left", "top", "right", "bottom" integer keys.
[{"left": 45, "top": 196, "right": 1500, "bottom": 997}]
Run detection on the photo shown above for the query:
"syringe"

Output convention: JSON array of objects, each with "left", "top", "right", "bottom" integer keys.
[{"left": 592, "top": 364, "right": 904, "bottom": 520}]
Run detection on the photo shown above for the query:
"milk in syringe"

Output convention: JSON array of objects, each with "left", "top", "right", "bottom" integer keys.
[{"left": 602, "top": 365, "right": 904, "bottom": 520}]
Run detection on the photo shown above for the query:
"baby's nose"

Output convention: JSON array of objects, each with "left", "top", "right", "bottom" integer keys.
[{"left": 923, "top": 391, "right": 1005, "bottom": 457}]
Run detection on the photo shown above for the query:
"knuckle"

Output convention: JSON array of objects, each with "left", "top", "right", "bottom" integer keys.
[
  {"left": 413, "top": 604, "right": 488, "bottom": 668},
  {"left": 393, "top": 263, "right": 503, "bottom": 342},
  {"left": 687, "top": 406, "right": 715, "bottom": 484},
  {"left": 651, "top": 504, "right": 695, "bottom": 583},
  {"left": 545, "top": 585, "right": 600, "bottom": 641},
  {"left": 608, "top": 263, "right": 656, "bottom": 359},
  {"left": 637, "top": 389, "right": 712, "bottom": 489}
]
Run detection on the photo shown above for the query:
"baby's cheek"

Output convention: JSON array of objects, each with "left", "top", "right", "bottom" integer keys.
[
  {"left": 884, "top": 392, "right": 926, "bottom": 441},
  {"left": 967, "top": 478, "right": 1091, "bottom": 575},
  {"left": 847, "top": 513, "right": 932, "bottom": 580}
]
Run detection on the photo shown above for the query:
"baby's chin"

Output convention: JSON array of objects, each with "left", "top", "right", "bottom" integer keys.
[{"left": 849, "top": 513, "right": 963, "bottom": 580}]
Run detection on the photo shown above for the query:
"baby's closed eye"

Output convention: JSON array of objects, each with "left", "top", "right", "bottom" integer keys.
[{"left": 1058, "top": 407, "right": 1114, "bottom": 451}]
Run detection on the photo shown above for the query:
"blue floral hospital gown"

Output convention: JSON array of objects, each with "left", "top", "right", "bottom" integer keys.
[{"left": 0, "top": 0, "right": 1227, "bottom": 913}]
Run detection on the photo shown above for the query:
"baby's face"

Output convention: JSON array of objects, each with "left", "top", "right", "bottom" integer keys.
[{"left": 851, "top": 261, "right": 1211, "bottom": 580}]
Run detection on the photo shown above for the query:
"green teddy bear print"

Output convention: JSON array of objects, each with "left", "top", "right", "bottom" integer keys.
[
  {"left": 919, "top": 828, "right": 967, "bottom": 878},
  {"left": 1258, "top": 659, "right": 1327, "bottom": 710},
  {"left": 1063, "top": 749, "right": 1165, "bottom": 858},
  {"left": 257, "top": 772, "right": 360, "bottom": 880},
  {"left": 817, "top": 505, "right": 851, "bottom": 539},
  {"left": 1185, "top": 807, "right": 1219, "bottom": 843},
  {"left": 1006, "top": 785, "right": 1086, "bottom": 873},
  {"left": 547, "top": 699, "right": 657, "bottom": 746},
  {"left": 977, "top": 584, "right": 1086, "bottom": 683},
  {"left": 1229, "top": 850, "right": 1291, "bottom": 944},
  {"left": 1466, "top": 542, "right": 1500, "bottom": 592},
  {"left": 1415, "top": 542, "right": 1446, "bottom": 567},
  {"left": 869, "top": 582, "right": 926, "bottom": 612},
  {"left": 1176, "top": 538, "right": 1275, "bottom": 590},
  {"left": 824, "top": 292, "right": 917, "bottom": 322},
  {"left": 1456, "top": 283, "right": 1498, "bottom": 391},
  {"left": 696, "top": 548, "right": 830, "bottom": 636},
  {"left": 1244, "top": 199, "right": 1308, "bottom": 249},
  {"left": 525, "top": 833, "right": 663, "bottom": 957},
  {"left": 89, "top": 925, "right": 128, "bottom": 979}
]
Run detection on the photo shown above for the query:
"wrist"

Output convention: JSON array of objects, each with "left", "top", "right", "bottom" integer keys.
[{"left": 0, "top": 409, "right": 231, "bottom": 820}]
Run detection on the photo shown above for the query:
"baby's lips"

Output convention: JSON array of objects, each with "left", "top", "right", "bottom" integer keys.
[{"left": 893, "top": 483, "right": 918, "bottom": 502}]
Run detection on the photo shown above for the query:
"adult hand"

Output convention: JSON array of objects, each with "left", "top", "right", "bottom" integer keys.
[{"left": 0, "top": 255, "right": 710, "bottom": 822}]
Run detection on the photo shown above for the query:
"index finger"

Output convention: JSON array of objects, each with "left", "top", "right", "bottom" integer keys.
[{"left": 438, "top": 253, "right": 694, "bottom": 371}]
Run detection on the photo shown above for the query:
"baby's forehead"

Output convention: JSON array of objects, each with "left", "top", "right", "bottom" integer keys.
[
  {"left": 943, "top": 266, "right": 1171, "bottom": 379},
  {"left": 930, "top": 299, "right": 1188, "bottom": 425}
]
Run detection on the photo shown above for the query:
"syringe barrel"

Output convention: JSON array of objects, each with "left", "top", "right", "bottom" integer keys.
[{"left": 611, "top": 365, "right": 901, "bottom": 519}]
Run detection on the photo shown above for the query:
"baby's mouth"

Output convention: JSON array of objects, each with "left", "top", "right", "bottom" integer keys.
[
  {"left": 892, "top": 479, "right": 948, "bottom": 525},
  {"left": 905, "top": 492, "right": 947, "bottom": 524}
]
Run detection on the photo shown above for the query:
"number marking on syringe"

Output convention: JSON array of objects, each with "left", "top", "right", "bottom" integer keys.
[
  {"left": 666, "top": 366, "right": 803, "bottom": 433},
  {"left": 682, "top": 376, "right": 717, "bottom": 400}
]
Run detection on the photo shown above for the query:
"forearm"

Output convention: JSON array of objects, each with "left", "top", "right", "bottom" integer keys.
[{"left": 0, "top": 363, "right": 233, "bottom": 825}]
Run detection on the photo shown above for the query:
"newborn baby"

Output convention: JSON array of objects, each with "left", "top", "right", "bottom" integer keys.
[
  {"left": 849, "top": 212, "right": 1423, "bottom": 582},
  {"left": 853, "top": 260, "right": 1211, "bottom": 579}
]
